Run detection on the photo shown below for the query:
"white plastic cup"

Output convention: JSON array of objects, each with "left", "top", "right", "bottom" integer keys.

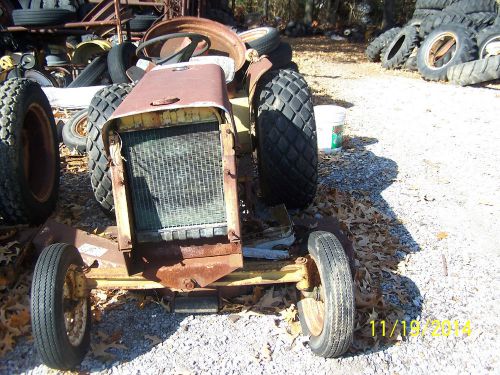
[{"left": 314, "top": 105, "right": 346, "bottom": 153}]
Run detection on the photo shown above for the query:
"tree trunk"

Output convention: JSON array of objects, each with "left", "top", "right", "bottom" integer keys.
[
  {"left": 329, "top": 0, "right": 341, "bottom": 25},
  {"left": 263, "top": 0, "right": 269, "bottom": 18},
  {"left": 383, "top": 0, "right": 396, "bottom": 28},
  {"left": 304, "top": 0, "right": 313, "bottom": 24}
]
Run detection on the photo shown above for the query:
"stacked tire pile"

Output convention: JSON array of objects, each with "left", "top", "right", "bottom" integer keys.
[{"left": 366, "top": 0, "right": 500, "bottom": 86}]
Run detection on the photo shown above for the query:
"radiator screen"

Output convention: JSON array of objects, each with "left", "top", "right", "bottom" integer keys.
[{"left": 120, "top": 122, "right": 227, "bottom": 241}]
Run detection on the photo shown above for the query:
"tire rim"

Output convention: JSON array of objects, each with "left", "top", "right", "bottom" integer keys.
[
  {"left": 63, "top": 265, "right": 88, "bottom": 347},
  {"left": 300, "top": 256, "right": 326, "bottom": 337},
  {"left": 21, "top": 103, "right": 56, "bottom": 203},
  {"left": 480, "top": 36, "right": 500, "bottom": 59},
  {"left": 74, "top": 115, "right": 88, "bottom": 137},
  {"left": 426, "top": 32, "right": 458, "bottom": 70},
  {"left": 239, "top": 28, "right": 270, "bottom": 43}
]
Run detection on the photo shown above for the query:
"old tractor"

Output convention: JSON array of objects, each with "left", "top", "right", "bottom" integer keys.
[{"left": 0, "top": 17, "right": 355, "bottom": 370}]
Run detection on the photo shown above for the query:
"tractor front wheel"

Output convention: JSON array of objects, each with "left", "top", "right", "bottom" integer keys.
[
  {"left": 31, "top": 243, "right": 91, "bottom": 370},
  {"left": 298, "top": 231, "right": 355, "bottom": 358}
]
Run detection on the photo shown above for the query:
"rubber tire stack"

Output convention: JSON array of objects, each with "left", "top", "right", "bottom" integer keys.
[{"left": 365, "top": 0, "right": 500, "bottom": 85}]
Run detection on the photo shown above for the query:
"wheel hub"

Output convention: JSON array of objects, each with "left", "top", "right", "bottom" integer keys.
[
  {"left": 63, "top": 265, "right": 88, "bottom": 347},
  {"left": 300, "top": 257, "right": 326, "bottom": 337}
]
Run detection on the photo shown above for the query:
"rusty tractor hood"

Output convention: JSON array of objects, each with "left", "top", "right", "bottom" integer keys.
[{"left": 101, "top": 63, "right": 236, "bottom": 155}]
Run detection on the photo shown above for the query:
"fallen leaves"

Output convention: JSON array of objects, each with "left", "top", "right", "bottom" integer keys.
[
  {"left": 0, "top": 241, "right": 21, "bottom": 267},
  {"left": 0, "top": 271, "right": 32, "bottom": 357},
  {"left": 91, "top": 331, "right": 127, "bottom": 361},
  {"left": 437, "top": 231, "right": 449, "bottom": 241}
]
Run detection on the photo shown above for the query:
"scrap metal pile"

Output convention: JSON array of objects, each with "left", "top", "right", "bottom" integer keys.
[{"left": 366, "top": 0, "right": 500, "bottom": 86}]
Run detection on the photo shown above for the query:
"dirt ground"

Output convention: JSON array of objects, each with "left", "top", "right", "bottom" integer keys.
[{"left": 1, "top": 37, "right": 499, "bottom": 374}]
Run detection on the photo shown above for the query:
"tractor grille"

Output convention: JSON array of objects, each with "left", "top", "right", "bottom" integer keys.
[{"left": 120, "top": 122, "right": 227, "bottom": 242}]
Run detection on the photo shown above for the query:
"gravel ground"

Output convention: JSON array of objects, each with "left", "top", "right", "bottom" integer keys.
[{"left": 2, "top": 37, "right": 500, "bottom": 374}]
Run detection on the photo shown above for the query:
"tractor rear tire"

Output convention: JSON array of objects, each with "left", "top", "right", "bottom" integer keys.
[
  {"left": 417, "top": 24, "right": 477, "bottom": 81},
  {"left": 365, "top": 27, "right": 401, "bottom": 62},
  {"left": 0, "top": 79, "right": 60, "bottom": 225},
  {"left": 86, "top": 83, "right": 132, "bottom": 214},
  {"left": 447, "top": 55, "right": 500, "bottom": 86},
  {"left": 268, "top": 42, "right": 293, "bottom": 69},
  {"left": 255, "top": 69, "right": 317, "bottom": 209},
  {"left": 381, "top": 25, "right": 420, "bottom": 69}
]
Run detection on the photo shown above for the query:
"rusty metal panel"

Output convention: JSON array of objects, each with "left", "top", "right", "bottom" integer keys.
[
  {"left": 247, "top": 57, "right": 273, "bottom": 108},
  {"left": 32, "top": 219, "right": 127, "bottom": 269},
  {"left": 109, "top": 133, "right": 134, "bottom": 251},
  {"left": 110, "top": 64, "right": 232, "bottom": 120},
  {"left": 220, "top": 122, "right": 241, "bottom": 242},
  {"left": 142, "top": 16, "right": 246, "bottom": 70},
  {"left": 137, "top": 238, "right": 241, "bottom": 259}
]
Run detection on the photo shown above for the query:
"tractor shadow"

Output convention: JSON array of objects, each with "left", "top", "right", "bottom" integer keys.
[{"left": 316, "top": 134, "right": 423, "bottom": 354}]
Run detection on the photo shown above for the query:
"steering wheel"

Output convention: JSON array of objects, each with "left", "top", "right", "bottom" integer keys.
[{"left": 136, "top": 32, "right": 211, "bottom": 65}]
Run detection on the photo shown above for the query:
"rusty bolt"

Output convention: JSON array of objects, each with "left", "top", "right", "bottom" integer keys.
[
  {"left": 226, "top": 128, "right": 232, "bottom": 134},
  {"left": 295, "top": 257, "right": 307, "bottom": 264},
  {"left": 182, "top": 279, "right": 195, "bottom": 290}
]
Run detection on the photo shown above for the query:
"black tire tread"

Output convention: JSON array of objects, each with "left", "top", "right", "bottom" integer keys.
[
  {"left": 415, "top": 0, "right": 458, "bottom": 10},
  {"left": 256, "top": 69, "right": 317, "bottom": 209},
  {"left": 477, "top": 24, "right": 500, "bottom": 58},
  {"left": 469, "top": 12, "right": 498, "bottom": 30},
  {"left": 365, "top": 27, "right": 401, "bottom": 62},
  {"left": 0, "top": 79, "right": 59, "bottom": 224},
  {"left": 31, "top": 243, "right": 90, "bottom": 369},
  {"left": 239, "top": 27, "right": 280, "bottom": 56},
  {"left": 381, "top": 25, "right": 420, "bottom": 69},
  {"left": 305, "top": 231, "right": 354, "bottom": 358},
  {"left": 12, "top": 8, "right": 76, "bottom": 26},
  {"left": 445, "top": 0, "right": 498, "bottom": 14},
  {"left": 267, "top": 41, "right": 293, "bottom": 69},
  {"left": 67, "top": 54, "right": 107, "bottom": 88},
  {"left": 129, "top": 14, "right": 158, "bottom": 31},
  {"left": 447, "top": 55, "right": 500, "bottom": 85},
  {"left": 107, "top": 42, "right": 136, "bottom": 84},
  {"left": 86, "top": 83, "right": 132, "bottom": 213},
  {"left": 419, "top": 10, "right": 475, "bottom": 37}
]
